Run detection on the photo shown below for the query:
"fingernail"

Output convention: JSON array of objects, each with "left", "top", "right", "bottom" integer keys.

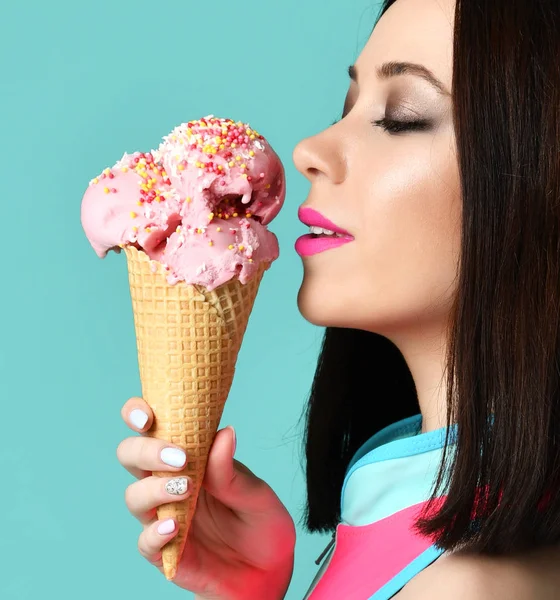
[
  {"left": 129, "top": 409, "right": 148, "bottom": 429},
  {"left": 161, "top": 447, "right": 187, "bottom": 468},
  {"left": 165, "top": 477, "right": 189, "bottom": 496},
  {"left": 157, "top": 519, "right": 175, "bottom": 535},
  {"left": 230, "top": 426, "right": 237, "bottom": 454}
]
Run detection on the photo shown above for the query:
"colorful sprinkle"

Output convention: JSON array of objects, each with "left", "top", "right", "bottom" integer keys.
[{"left": 93, "top": 117, "right": 272, "bottom": 258}]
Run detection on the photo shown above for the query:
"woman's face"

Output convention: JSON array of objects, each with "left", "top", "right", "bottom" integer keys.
[{"left": 293, "top": 0, "right": 460, "bottom": 335}]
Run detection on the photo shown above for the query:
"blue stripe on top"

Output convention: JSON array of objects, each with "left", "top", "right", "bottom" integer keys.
[{"left": 341, "top": 414, "right": 458, "bottom": 528}]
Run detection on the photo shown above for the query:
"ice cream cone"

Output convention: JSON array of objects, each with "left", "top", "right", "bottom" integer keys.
[{"left": 123, "top": 245, "right": 269, "bottom": 581}]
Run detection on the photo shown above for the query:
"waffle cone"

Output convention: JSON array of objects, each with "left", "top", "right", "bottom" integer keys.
[{"left": 123, "top": 246, "right": 268, "bottom": 580}]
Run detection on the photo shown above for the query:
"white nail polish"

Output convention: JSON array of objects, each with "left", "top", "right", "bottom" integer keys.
[
  {"left": 157, "top": 519, "right": 175, "bottom": 535},
  {"left": 161, "top": 447, "right": 187, "bottom": 468},
  {"left": 129, "top": 409, "right": 148, "bottom": 429}
]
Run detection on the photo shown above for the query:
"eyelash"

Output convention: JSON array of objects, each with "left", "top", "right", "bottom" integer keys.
[
  {"left": 372, "top": 117, "right": 431, "bottom": 133},
  {"left": 331, "top": 116, "right": 430, "bottom": 134}
]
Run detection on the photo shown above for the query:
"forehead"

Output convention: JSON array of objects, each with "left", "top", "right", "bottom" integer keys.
[{"left": 356, "top": 0, "right": 455, "bottom": 91}]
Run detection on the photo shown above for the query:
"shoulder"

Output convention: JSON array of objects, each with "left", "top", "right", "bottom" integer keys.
[
  {"left": 393, "top": 543, "right": 560, "bottom": 599},
  {"left": 392, "top": 552, "right": 499, "bottom": 600}
]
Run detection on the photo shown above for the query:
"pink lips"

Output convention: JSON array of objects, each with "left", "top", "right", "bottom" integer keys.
[{"left": 295, "top": 206, "right": 354, "bottom": 257}]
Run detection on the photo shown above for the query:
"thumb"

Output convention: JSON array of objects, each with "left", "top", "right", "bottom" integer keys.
[{"left": 202, "top": 426, "right": 266, "bottom": 513}]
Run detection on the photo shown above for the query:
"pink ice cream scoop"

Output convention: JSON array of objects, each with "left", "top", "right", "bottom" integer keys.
[{"left": 81, "top": 115, "right": 285, "bottom": 290}]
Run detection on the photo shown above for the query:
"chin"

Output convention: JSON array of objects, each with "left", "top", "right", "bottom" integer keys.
[
  {"left": 296, "top": 271, "right": 400, "bottom": 334},
  {"left": 297, "top": 276, "right": 357, "bottom": 328}
]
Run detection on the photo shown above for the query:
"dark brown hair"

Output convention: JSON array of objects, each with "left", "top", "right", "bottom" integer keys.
[{"left": 299, "top": 0, "right": 560, "bottom": 555}]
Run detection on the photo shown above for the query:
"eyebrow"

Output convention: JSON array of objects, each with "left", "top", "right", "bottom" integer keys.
[{"left": 348, "top": 62, "right": 451, "bottom": 97}]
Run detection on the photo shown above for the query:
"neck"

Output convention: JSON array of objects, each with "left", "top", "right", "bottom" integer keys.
[{"left": 384, "top": 320, "right": 450, "bottom": 433}]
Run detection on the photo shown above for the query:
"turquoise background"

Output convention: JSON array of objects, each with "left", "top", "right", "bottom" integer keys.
[{"left": 1, "top": 1, "right": 379, "bottom": 597}]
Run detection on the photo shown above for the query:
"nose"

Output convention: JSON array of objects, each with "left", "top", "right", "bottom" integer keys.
[{"left": 292, "top": 127, "right": 346, "bottom": 184}]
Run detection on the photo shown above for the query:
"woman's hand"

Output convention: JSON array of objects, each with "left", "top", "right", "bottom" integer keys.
[{"left": 116, "top": 396, "right": 296, "bottom": 600}]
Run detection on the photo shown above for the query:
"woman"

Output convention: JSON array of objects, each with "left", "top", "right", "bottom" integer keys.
[{"left": 115, "top": 0, "right": 560, "bottom": 597}]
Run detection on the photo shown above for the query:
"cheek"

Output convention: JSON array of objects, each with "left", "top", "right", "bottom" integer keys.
[{"left": 358, "top": 149, "right": 461, "bottom": 320}]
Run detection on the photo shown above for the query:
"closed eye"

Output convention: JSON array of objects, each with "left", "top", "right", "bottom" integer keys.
[
  {"left": 330, "top": 116, "right": 432, "bottom": 134},
  {"left": 372, "top": 117, "right": 432, "bottom": 134}
]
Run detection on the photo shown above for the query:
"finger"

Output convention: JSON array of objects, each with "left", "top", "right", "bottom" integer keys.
[
  {"left": 203, "top": 426, "right": 268, "bottom": 514},
  {"left": 121, "top": 397, "right": 154, "bottom": 433},
  {"left": 125, "top": 475, "right": 191, "bottom": 525},
  {"left": 116, "top": 436, "right": 188, "bottom": 479},
  {"left": 138, "top": 518, "right": 179, "bottom": 569}
]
